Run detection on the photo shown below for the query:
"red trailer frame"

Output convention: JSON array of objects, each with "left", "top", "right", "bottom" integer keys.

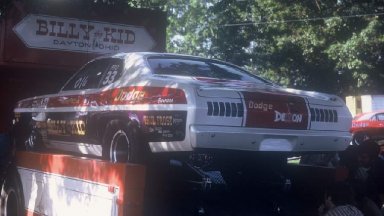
[{"left": 4, "top": 151, "right": 146, "bottom": 216}]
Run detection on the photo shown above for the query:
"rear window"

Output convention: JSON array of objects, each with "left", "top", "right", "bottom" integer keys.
[
  {"left": 147, "top": 57, "right": 267, "bottom": 83},
  {"left": 62, "top": 58, "right": 124, "bottom": 91},
  {"left": 374, "top": 113, "right": 384, "bottom": 121},
  {"left": 354, "top": 113, "right": 375, "bottom": 121}
]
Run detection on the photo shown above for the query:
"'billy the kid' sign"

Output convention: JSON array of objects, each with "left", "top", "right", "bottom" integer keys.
[{"left": 13, "top": 14, "right": 156, "bottom": 54}]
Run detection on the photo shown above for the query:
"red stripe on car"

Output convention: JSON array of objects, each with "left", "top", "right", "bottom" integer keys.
[{"left": 18, "top": 86, "right": 187, "bottom": 108}]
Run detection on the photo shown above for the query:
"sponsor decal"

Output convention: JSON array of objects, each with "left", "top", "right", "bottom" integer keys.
[
  {"left": 143, "top": 115, "right": 173, "bottom": 126},
  {"left": 352, "top": 122, "right": 368, "bottom": 128},
  {"left": 242, "top": 92, "right": 308, "bottom": 130},
  {"left": 139, "top": 111, "right": 187, "bottom": 142},
  {"left": 143, "top": 115, "right": 185, "bottom": 127},
  {"left": 47, "top": 119, "right": 86, "bottom": 136},
  {"left": 248, "top": 101, "right": 273, "bottom": 111},
  {"left": 158, "top": 98, "right": 174, "bottom": 104},
  {"left": 113, "top": 89, "right": 145, "bottom": 102},
  {"left": 13, "top": 14, "right": 156, "bottom": 54},
  {"left": 274, "top": 111, "right": 303, "bottom": 123}
]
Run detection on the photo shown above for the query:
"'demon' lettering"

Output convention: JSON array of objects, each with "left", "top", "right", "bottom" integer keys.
[{"left": 274, "top": 111, "right": 303, "bottom": 123}]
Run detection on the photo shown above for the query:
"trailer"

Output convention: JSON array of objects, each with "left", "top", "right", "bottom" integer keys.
[{"left": 1, "top": 151, "right": 146, "bottom": 216}]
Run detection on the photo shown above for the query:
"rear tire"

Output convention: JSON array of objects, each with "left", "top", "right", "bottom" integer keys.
[
  {"left": 352, "top": 132, "right": 370, "bottom": 145},
  {"left": 0, "top": 167, "right": 24, "bottom": 216},
  {"left": 102, "top": 120, "right": 144, "bottom": 163}
]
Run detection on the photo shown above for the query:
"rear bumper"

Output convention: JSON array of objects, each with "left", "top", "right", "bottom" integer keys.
[{"left": 189, "top": 125, "right": 351, "bottom": 152}]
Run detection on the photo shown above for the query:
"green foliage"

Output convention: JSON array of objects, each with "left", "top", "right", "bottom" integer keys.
[
  {"left": 4, "top": 0, "right": 383, "bottom": 96},
  {"left": 142, "top": 0, "right": 384, "bottom": 96}
]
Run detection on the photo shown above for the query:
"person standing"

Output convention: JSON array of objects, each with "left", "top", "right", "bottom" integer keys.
[{"left": 318, "top": 182, "right": 363, "bottom": 216}]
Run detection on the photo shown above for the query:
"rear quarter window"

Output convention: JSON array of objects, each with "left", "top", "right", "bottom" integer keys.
[{"left": 62, "top": 58, "right": 124, "bottom": 91}]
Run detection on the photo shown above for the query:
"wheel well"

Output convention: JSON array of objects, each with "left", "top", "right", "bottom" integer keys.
[
  {"left": 100, "top": 117, "right": 149, "bottom": 163},
  {"left": 102, "top": 118, "right": 143, "bottom": 141},
  {"left": 95, "top": 113, "right": 133, "bottom": 143},
  {"left": 12, "top": 113, "right": 33, "bottom": 151}
]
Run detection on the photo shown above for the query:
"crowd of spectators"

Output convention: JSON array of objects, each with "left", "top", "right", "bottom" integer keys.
[{"left": 319, "top": 139, "right": 384, "bottom": 216}]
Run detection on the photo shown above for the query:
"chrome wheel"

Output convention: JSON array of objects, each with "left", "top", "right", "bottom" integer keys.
[{"left": 110, "top": 129, "right": 130, "bottom": 163}]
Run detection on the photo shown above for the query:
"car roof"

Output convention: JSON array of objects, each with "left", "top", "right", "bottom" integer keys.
[
  {"left": 96, "top": 52, "right": 227, "bottom": 64},
  {"left": 354, "top": 110, "right": 384, "bottom": 120}
]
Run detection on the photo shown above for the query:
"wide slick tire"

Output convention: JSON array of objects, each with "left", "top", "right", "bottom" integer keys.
[
  {"left": 0, "top": 168, "right": 24, "bottom": 216},
  {"left": 102, "top": 120, "right": 144, "bottom": 163}
]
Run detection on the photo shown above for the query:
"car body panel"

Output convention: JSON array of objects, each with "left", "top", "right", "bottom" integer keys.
[
  {"left": 350, "top": 110, "right": 384, "bottom": 142},
  {"left": 13, "top": 52, "right": 352, "bottom": 157}
]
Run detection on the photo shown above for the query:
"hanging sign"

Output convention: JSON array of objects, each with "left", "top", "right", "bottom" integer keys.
[{"left": 13, "top": 14, "right": 156, "bottom": 54}]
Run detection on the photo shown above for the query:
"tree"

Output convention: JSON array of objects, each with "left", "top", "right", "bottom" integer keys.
[
  {"left": 4, "top": 0, "right": 384, "bottom": 96},
  {"left": 141, "top": 0, "right": 384, "bottom": 96}
]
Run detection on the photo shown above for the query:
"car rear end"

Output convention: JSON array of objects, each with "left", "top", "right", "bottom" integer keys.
[
  {"left": 142, "top": 53, "right": 352, "bottom": 154},
  {"left": 191, "top": 85, "right": 352, "bottom": 153}
]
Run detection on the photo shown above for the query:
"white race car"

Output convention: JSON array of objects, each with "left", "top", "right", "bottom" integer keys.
[{"left": 13, "top": 52, "right": 352, "bottom": 166}]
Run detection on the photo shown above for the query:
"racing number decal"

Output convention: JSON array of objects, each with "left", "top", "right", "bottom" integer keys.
[
  {"left": 102, "top": 70, "right": 117, "bottom": 85},
  {"left": 74, "top": 76, "right": 89, "bottom": 89},
  {"left": 102, "top": 64, "right": 120, "bottom": 86}
]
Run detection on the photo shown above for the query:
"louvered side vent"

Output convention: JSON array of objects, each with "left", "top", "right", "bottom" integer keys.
[
  {"left": 207, "top": 102, "right": 244, "bottom": 117},
  {"left": 309, "top": 108, "right": 338, "bottom": 122}
]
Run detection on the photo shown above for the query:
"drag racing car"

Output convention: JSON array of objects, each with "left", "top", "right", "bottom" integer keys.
[
  {"left": 350, "top": 110, "right": 384, "bottom": 145},
  {"left": 13, "top": 52, "right": 352, "bottom": 168}
]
